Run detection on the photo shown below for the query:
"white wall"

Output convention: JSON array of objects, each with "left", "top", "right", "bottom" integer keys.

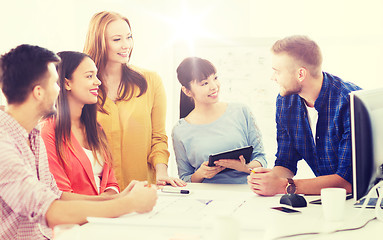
[{"left": 1, "top": 0, "right": 383, "bottom": 177}]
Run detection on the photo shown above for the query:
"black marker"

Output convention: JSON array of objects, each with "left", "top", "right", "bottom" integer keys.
[{"left": 161, "top": 188, "right": 190, "bottom": 194}]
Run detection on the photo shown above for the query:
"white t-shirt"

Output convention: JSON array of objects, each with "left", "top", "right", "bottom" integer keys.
[
  {"left": 82, "top": 148, "right": 119, "bottom": 194},
  {"left": 304, "top": 102, "right": 319, "bottom": 144}
]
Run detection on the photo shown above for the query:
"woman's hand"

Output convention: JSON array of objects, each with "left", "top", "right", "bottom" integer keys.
[
  {"left": 156, "top": 174, "right": 187, "bottom": 187},
  {"left": 195, "top": 161, "right": 225, "bottom": 179},
  {"left": 155, "top": 163, "right": 187, "bottom": 187},
  {"left": 214, "top": 155, "right": 249, "bottom": 173}
]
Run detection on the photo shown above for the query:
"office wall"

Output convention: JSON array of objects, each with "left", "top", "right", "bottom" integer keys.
[{"left": 1, "top": 0, "right": 383, "bottom": 177}]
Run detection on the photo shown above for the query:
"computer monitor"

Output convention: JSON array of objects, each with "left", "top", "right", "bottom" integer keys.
[{"left": 350, "top": 88, "right": 383, "bottom": 202}]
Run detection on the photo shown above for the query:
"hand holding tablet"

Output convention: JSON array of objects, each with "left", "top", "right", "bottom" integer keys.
[{"left": 208, "top": 146, "right": 253, "bottom": 167}]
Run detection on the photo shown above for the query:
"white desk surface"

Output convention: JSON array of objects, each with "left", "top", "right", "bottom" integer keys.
[{"left": 55, "top": 183, "right": 382, "bottom": 240}]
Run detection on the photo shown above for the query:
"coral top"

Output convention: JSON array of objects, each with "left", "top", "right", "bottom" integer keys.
[{"left": 41, "top": 118, "right": 119, "bottom": 195}]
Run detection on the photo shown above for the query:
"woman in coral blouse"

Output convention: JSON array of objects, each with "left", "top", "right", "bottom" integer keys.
[
  {"left": 42, "top": 51, "right": 119, "bottom": 196},
  {"left": 83, "top": 11, "right": 186, "bottom": 189}
]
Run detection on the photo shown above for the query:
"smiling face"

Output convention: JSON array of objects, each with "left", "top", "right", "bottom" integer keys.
[
  {"left": 183, "top": 73, "right": 220, "bottom": 106},
  {"left": 271, "top": 53, "right": 302, "bottom": 97},
  {"left": 65, "top": 57, "right": 101, "bottom": 106},
  {"left": 105, "top": 19, "right": 133, "bottom": 64}
]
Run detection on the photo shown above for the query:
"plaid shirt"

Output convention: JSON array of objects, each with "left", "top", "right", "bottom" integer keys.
[
  {"left": 274, "top": 72, "right": 361, "bottom": 183},
  {"left": 0, "top": 110, "right": 62, "bottom": 240}
]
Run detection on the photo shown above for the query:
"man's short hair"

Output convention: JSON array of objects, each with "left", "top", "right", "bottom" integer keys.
[
  {"left": 271, "top": 35, "right": 323, "bottom": 78},
  {"left": 0, "top": 44, "right": 60, "bottom": 104}
]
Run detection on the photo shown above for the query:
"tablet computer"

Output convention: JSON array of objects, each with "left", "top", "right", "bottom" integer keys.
[{"left": 208, "top": 146, "right": 253, "bottom": 167}]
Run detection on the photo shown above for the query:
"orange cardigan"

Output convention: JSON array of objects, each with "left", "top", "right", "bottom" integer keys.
[{"left": 41, "top": 118, "right": 119, "bottom": 195}]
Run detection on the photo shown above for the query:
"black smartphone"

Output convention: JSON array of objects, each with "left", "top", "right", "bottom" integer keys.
[
  {"left": 271, "top": 206, "right": 301, "bottom": 214},
  {"left": 309, "top": 194, "right": 353, "bottom": 205},
  {"left": 309, "top": 198, "right": 322, "bottom": 205}
]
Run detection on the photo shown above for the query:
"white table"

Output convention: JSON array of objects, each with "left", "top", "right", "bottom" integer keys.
[{"left": 55, "top": 183, "right": 383, "bottom": 240}]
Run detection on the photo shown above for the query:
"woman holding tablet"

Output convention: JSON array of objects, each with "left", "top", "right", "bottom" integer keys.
[{"left": 172, "top": 57, "right": 267, "bottom": 183}]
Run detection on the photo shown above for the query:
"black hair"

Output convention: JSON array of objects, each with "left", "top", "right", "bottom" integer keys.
[
  {"left": 176, "top": 57, "right": 216, "bottom": 118},
  {"left": 54, "top": 51, "right": 112, "bottom": 168},
  {"left": 0, "top": 44, "right": 60, "bottom": 104}
]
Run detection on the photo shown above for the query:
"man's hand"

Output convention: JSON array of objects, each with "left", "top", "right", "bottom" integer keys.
[
  {"left": 119, "top": 180, "right": 140, "bottom": 197},
  {"left": 127, "top": 182, "right": 157, "bottom": 213},
  {"left": 247, "top": 167, "right": 287, "bottom": 196}
]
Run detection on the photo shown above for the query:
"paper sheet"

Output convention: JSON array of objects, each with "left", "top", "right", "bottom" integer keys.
[{"left": 87, "top": 189, "right": 253, "bottom": 228}]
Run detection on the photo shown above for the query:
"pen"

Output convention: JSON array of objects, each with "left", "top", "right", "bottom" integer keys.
[
  {"left": 346, "top": 194, "right": 353, "bottom": 200},
  {"left": 161, "top": 188, "right": 190, "bottom": 194}
]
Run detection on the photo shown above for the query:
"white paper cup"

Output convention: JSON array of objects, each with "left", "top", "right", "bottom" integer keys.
[{"left": 321, "top": 188, "right": 346, "bottom": 222}]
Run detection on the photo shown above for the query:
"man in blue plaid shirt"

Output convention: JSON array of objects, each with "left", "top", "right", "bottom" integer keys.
[{"left": 248, "top": 35, "right": 361, "bottom": 196}]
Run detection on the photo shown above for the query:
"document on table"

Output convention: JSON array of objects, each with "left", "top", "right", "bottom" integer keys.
[{"left": 87, "top": 189, "right": 253, "bottom": 228}]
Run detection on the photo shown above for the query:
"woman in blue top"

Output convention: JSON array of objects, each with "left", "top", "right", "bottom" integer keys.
[{"left": 172, "top": 57, "right": 267, "bottom": 184}]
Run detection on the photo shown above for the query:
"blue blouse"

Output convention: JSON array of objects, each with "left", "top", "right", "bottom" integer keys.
[{"left": 172, "top": 102, "right": 266, "bottom": 184}]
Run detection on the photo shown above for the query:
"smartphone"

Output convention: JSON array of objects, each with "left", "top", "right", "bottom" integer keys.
[
  {"left": 309, "top": 198, "right": 322, "bottom": 205},
  {"left": 271, "top": 206, "right": 301, "bottom": 214},
  {"left": 309, "top": 194, "right": 353, "bottom": 205}
]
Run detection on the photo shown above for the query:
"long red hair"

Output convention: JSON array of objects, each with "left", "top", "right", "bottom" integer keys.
[{"left": 83, "top": 11, "right": 147, "bottom": 113}]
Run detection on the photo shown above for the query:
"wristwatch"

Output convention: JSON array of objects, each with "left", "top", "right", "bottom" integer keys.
[{"left": 286, "top": 178, "right": 296, "bottom": 194}]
